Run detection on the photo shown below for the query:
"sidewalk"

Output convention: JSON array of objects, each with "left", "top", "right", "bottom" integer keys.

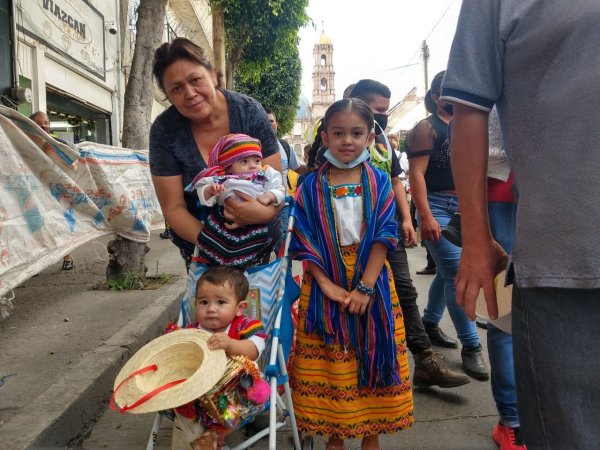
[
  {"left": 79, "top": 246, "right": 500, "bottom": 450},
  {"left": 0, "top": 231, "right": 188, "bottom": 450}
]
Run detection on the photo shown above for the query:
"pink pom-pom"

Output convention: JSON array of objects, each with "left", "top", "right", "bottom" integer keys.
[{"left": 246, "top": 379, "right": 270, "bottom": 405}]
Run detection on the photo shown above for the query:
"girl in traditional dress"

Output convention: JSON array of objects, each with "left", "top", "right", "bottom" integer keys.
[{"left": 289, "top": 98, "right": 413, "bottom": 450}]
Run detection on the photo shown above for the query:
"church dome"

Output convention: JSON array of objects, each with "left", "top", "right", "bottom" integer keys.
[
  {"left": 296, "top": 94, "right": 312, "bottom": 120},
  {"left": 318, "top": 32, "right": 332, "bottom": 45}
]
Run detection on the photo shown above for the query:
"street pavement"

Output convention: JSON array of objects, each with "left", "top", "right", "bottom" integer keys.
[
  {"left": 0, "top": 230, "right": 188, "bottom": 450},
  {"left": 75, "top": 245, "right": 500, "bottom": 450}
]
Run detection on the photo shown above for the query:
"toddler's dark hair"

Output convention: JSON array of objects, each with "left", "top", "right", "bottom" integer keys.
[{"left": 195, "top": 266, "right": 249, "bottom": 303}]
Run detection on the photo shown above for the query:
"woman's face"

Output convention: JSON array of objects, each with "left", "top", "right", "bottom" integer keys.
[{"left": 162, "top": 59, "right": 219, "bottom": 121}]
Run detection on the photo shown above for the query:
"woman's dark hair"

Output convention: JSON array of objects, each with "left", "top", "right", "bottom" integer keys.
[
  {"left": 424, "top": 71, "right": 446, "bottom": 114},
  {"left": 152, "top": 37, "right": 222, "bottom": 93},
  {"left": 429, "top": 71, "right": 446, "bottom": 96},
  {"left": 306, "top": 120, "right": 325, "bottom": 171}
]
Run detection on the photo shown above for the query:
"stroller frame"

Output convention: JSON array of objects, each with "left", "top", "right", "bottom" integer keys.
[{"left": 146, "top": 211, "right": 301, "bottom": 450}]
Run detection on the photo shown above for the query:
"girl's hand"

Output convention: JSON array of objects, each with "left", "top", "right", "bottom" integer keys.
[
  {"left": 347, "top": 289, "right": 371, "bottom": 315},
  {"left": 207, "top": 332, "right": 234, "bottom": 353},
  {"left": 319, "top": 280, "right": 349, "bottom": 309},
  {"left": 420, "top": 214, "right": 441, "bottom": 242}
]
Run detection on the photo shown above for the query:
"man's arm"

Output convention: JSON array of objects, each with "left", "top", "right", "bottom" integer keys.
[
  {"left": 451, "top": 104, "right": 507, "bottom": 320},
  {"left": 391, "top": 177, "right": 416, "bottom": 247}
]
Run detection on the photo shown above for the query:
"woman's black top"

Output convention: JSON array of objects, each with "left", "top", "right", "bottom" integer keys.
[
  {"left": 149, "top": 89, "right": 279, "bottom": 255},
  {"left": 406, "top": 113, "right": 454, "bottom": 192}
]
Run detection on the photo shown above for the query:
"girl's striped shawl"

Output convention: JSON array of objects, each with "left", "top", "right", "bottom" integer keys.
[{"left": 289, "top": 161, "right": 399, "bottom": 388}]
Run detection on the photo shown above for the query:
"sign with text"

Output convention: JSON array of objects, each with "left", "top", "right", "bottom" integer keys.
[{"left": 18, "top": 0, "right": 106, "bottom": 79}]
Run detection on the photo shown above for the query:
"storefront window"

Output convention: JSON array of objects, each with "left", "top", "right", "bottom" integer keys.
[{"left": 46, "top": 89, "right": 111, "bottom": 145}]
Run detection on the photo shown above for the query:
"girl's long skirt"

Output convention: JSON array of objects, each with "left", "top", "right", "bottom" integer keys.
[{"left": 291, "top": 249, "right": 414, "bottom": 439}]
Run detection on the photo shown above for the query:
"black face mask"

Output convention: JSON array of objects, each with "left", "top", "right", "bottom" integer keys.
[
  {"left": 373, "top": 113, "right": 388, "bottom": 133},
  {"left": 442, "top": 103, "right": 454, "bottom": 115}
]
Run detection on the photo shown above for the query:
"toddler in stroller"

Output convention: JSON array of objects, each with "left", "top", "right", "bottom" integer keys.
[{"left": 171, "top": 266, "right": 270, "bottom": 449}]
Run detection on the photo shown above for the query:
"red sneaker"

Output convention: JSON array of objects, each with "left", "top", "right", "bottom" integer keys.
[{"left": 492, "top": 423, "right": 527, "bottom": 450}]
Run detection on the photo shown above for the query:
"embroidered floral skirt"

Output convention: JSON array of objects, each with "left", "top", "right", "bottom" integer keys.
[{"left": 291, "top": 248, "right": 413, "bottom": 439}]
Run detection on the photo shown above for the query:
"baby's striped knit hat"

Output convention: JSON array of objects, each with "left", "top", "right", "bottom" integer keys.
[{"left": 208, "top": 134, "right": 262, "bottom": 169}]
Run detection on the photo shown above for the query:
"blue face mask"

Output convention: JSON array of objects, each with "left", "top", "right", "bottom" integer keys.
[{"left": 323, "top": 148, "right": 371, "bottom": 169}]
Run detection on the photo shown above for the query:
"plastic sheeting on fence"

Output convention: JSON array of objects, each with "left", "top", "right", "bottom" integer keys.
[{"left": 0, "top": 106, "right": 164, "bottom": 317}]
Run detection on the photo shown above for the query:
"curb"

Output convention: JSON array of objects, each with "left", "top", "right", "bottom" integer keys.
[{"left": 1, "top": 276, "right": 187, "bottom": 450}]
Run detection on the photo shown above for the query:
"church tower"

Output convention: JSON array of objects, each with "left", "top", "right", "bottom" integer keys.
[{"left": 311, "top": 28, "right": 335, "bottom": 119}]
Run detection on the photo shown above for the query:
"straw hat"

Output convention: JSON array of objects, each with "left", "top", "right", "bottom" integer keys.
[{"left": 112, "top": 329, "right": 227, "bottom": 414}]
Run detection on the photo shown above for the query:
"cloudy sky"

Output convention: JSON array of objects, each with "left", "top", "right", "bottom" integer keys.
[{"left": 298, "top": 0, "right": 462, "bottom": 106}]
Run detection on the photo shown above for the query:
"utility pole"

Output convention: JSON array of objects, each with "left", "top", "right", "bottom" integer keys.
[{"left": 421, "top": 40, "right": 430, "bottom": 92}]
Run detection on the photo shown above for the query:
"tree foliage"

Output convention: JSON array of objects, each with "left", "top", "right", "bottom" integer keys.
[
  {"left": 209, "top": 0, "right": 308, "bottom": 135},
  {"left": 210, "top": 0, "right": 309, "bottom": 88},
  {"left": 234, "top": 32, "right": 302, "bottom": 136}
]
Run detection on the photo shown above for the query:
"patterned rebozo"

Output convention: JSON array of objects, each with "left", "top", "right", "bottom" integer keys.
[{"left": 289, "top": 161, "right": 399, "bottom": 388}]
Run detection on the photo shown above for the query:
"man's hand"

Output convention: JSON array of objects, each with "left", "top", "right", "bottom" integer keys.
[
  {"left": 401, "top": 219, "right": 417, "bottom": 247},
  {"left": 420, "top": 214, "right": 441, "bottom": 242},
  {"left": 456, "top": 239, "right": 509, "bottom": 320}
]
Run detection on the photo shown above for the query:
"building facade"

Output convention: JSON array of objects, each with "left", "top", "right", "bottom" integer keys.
[
  {"left": 284, "top": 30, "right": 336, "bottom": 157},
  {"left": 283, "top": 93, "right": 312, "bottom": 159},
  {"left": 0, "top": 0, "right": 212, "bottom": 146},
  {"left": 311, "top": 30, "right": 335, "bottom": 120}
]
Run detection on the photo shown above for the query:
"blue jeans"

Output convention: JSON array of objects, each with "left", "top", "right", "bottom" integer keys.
[
  {"left": 387, "top": 242, "right": 430, "bottom": 355},
  {"left": 513, "top": 287, "right": 600, "bottom": 449},
  {"left": 419, "top": 193, "right": 479, "bottom": 347},
  {"left": 487, "top": 201, "right": 519, "bottom": 427}
]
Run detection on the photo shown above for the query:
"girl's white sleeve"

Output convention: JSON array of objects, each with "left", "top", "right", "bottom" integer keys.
[{"left": 264, "top": 166, "right": 285, "bottom": 205}]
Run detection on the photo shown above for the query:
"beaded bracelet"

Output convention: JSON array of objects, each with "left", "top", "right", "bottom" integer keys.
[{"left": 356, "top": 281, "right": 375, "bottom": 297}]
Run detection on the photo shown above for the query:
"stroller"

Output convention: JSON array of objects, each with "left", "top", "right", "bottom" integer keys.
[{"left": 146, "top": 201, "right": 302, "bottom": 450}]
